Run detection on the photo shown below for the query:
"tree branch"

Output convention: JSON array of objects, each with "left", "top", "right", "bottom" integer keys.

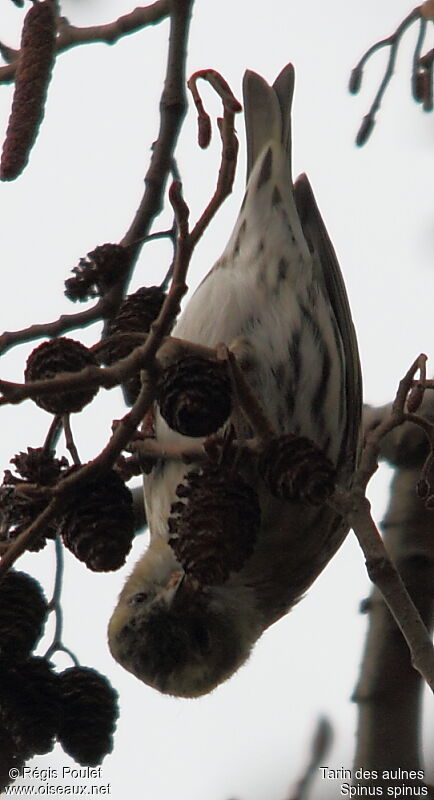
[
  {"left": 0, "top": 1, "right": 171, "bottom": 84},
  {"left": 352, "top": 464, "right": 434, "bottom": 793},
  {"left": 120, "top": 0, "right": 193, "bottom": 256}
]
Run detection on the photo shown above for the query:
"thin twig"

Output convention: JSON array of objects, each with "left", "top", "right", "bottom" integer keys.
[
  {"left": 0, "top": 0, "right": 193, "bottom": 358},
  {"left": 287, "top": 718, "right": 333, "bottom": 800},
  {"left": 187, "top": 69, "right": 242, "bottom": 248},
  {"left": 0, "top": 335, "right": 220, "bottom": 407},
  {"left": 127, "top": 432, "right": 261, "bottom": 465},
  {"left": 43, "top": 414, "right": 63, "bottom": 453},
  {"left": 62, "top": 414, "right": 81, "bottom": 466},
  {"left": 225, "top": 349, "right": 276, "bottom": 441},
  {"left": 120, "top": 0, "right": 193, "bottom": 257},
  {"left": 0, "top": 495, "right": 63, "bottom": 576},
  {"left": 412, "top": 16, "right": 428, "bottom": 101},
  {"left": 331, "top": 486, "right": 434, "bottom": 692},
  {"left": 406, "top": 353, "right": 427, "bottom": 412},
  {"left": 355, "top": 354, "right": 425, "bottom": 492},
  {"left": 349, "top": 7, "right": 423, "bottom": 145},
  {"left": 0, "top": 1, "right": 171, "bottom": 84},
  {"left": 352, "top": 464, "right": 434, "bottom": 786},
  {"left": 45, "top": 535, "right": 79, "bottom": 666},
  {"left": 0, "top": 374, "right": 157, "bottom": 574},
  {"left": 0, "top": 294, "right": 120, "bottom": 356},
  {"left": 329, "top": 356, "right": 434, "bottom": 693}
]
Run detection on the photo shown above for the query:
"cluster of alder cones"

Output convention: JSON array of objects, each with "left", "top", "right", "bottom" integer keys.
[
  {"left": 1, "top": 253, "right": 336, "bottom": 584},
  {"left": 0, "top": 570, "right": 118, "bottom": 789},
  {"left": 0, "top": 247, "right": 335, "bottom": 785},
  {"left": 0, "top": 0, "right": 336, "bottom": 786}
]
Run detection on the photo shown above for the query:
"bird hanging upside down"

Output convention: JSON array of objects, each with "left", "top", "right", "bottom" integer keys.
[{"left": 108, "top": 64, "right": 362, "bottom": 697}]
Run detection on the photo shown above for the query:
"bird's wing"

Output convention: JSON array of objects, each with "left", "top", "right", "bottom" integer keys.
[{"left": 294, "top": 173, "right": 362, "bottom": 478}]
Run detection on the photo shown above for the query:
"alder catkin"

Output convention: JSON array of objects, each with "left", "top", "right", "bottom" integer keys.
[{"left": 1, "top": 0, "right": 57, "bottom": 181}]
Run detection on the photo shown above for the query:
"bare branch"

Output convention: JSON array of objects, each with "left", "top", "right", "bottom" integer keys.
[
  {"left": 349, "top": 7, "right": 429, "bottom": 145},
  {"left": 44, "top": 535, "right": 80, "bottom": 666},
  {"left": 352, "top": 464, "right": 434, "bottom": 790},
  {"left": 187, "top": 69, "right": 242, "bottom": 248},
  {"left": 121, "top": 0, "right": 193, "bottom": 257},
  {"left": 331, "top": 485, "right": 434, "bottom": 693},
  {"left": 0, "top": 2, "right": 171, "bottom": 84},
  {"left": 0, "top": 294, "right": 119, "bottom": 356},
  {"left": 355, "top": 354, "right": 426, "bottom": 492},
  {"left": 327, "top": 357, "right": 434, "bottom": 694},
  {"left": 287, "top": 718, "right": 334, "bottom": 800},
  {"left": 0, "top": 334, "right": 219, "bottom": 407},
  {"left": 0, "top": 0, "right": 193, "bottom": 362}
]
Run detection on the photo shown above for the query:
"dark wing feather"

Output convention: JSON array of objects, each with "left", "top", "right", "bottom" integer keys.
[{"left": 294, "top": 172, "right": 362, "bottom": 479}]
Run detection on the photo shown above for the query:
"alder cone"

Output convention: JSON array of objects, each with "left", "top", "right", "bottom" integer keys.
[
  {"left": 99, "top": 286, "right": 167, "bottom": 404},
  {"left": 0, "top": 570, "right": 47, "bottom": 661},
  {"left": 0, "top": 447, "right": 68, "bottom": 552},
  {"left": 24, "top": 337, "right": 98, "bottom": 414},
  {"left": 58, "top": 468, "right": 134, "bottom": 572},
  {"left": 58, "top": 667, "right": 118, "bottom": 766},
  {"left": 156, "top": 355, "right": 232, "bottom": 437},
  {"left": 107, "top": 286, "right": 167, "bottom": 336},
  {"left": 259, "top": 433, "right": 336, "bottom": 505},
  {"left": 65, "top": 243, "right": 129, "bottom": 302},
  {"left": 9, "top": 446, "right": 68, "bottom": 485},
  {"left": 1, "top": 0, "right": 56, "bottom": 181},
  {"left": 0, "top": 657, "right": 60, "bottom": 759},
  {"left": 168, "top": 467, "right": 260, "bottom": 585}
]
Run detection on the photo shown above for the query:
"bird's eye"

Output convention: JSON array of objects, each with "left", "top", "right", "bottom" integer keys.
[{"left": 129, "top": 592, "right": 150, "bottom": 606}]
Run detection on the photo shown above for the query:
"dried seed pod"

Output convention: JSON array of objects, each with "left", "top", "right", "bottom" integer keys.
[
  {"left": 58, "top": 667, "right": 118, "bottom": 766},
  {"left": 259, "top": 434, "right": 336, "bottom": 505},
  {"left": 0, "top": 570, "right": 47, "bottom": 661},
  {"left": 156, "top": 355, "right": 232, "bottom": 437},
  {"left": 1, "top": 0, "right": 57, "bottom": 181},
  {"left": 0, "top": 481, "right": 52, "bottom": 552},
  {"left": 0, "top": 448, "right": 68, "bottom": 552},
  {"left": 64, "top": 244, "right": 129, "bottom": 302},
  {"left": 24, "top": 337, "right": 98, "bottom": 414},
  {"left": 0, "top": 657, "right": 60, "bottom": 759},
  {"left": 58, "top": 468, "right": 134, "bottom": 572},
  {"left": 107, "top": 286, "right": 167, "bottom": 335},
  {"left": 98, "top": 286, "right": 167, "bottom": 404},
  {"left": 10, "top": 446, "right": 68, "bottom": 484},
  {"left": 168, "top": 467, "right": 260, "bottom": 585}
]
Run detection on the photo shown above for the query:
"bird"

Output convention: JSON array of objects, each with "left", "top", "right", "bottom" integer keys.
[{"left": 108, "top": 64, "right": 362, "bottom": 698}]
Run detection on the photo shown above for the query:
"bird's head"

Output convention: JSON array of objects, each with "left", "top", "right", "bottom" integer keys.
[{"left": 108, "top": 539, "right": 260, "bottom": 697}]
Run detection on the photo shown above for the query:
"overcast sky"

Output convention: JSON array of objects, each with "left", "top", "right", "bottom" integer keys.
[{"left": 1, "top": 1, "right": 434, "bottom": 799}]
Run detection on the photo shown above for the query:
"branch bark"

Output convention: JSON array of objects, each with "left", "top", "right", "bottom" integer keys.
[
  {"left": 0, "top": 2, "right": 171, "bottom": 84},
  {"left": 352, "top": 465, "right": 434, "bottom": 794}
]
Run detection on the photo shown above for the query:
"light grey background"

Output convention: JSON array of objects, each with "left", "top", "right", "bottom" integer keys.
[{"left": 1, "top": 1, "right": 433, "bottom": 798}]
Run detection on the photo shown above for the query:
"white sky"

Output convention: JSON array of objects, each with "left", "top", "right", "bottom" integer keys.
[{"left": 1, "top": 1, "right": 434, "bottom": 798}]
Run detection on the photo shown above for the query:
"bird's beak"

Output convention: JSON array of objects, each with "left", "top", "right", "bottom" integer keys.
[{"left": 160, "top": 570, "right": 185, "bottom": 607}]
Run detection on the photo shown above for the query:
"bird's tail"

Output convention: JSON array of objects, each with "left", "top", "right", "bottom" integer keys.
[{"left": 242, "top": 63, "right": 295, "bottom": 183}]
